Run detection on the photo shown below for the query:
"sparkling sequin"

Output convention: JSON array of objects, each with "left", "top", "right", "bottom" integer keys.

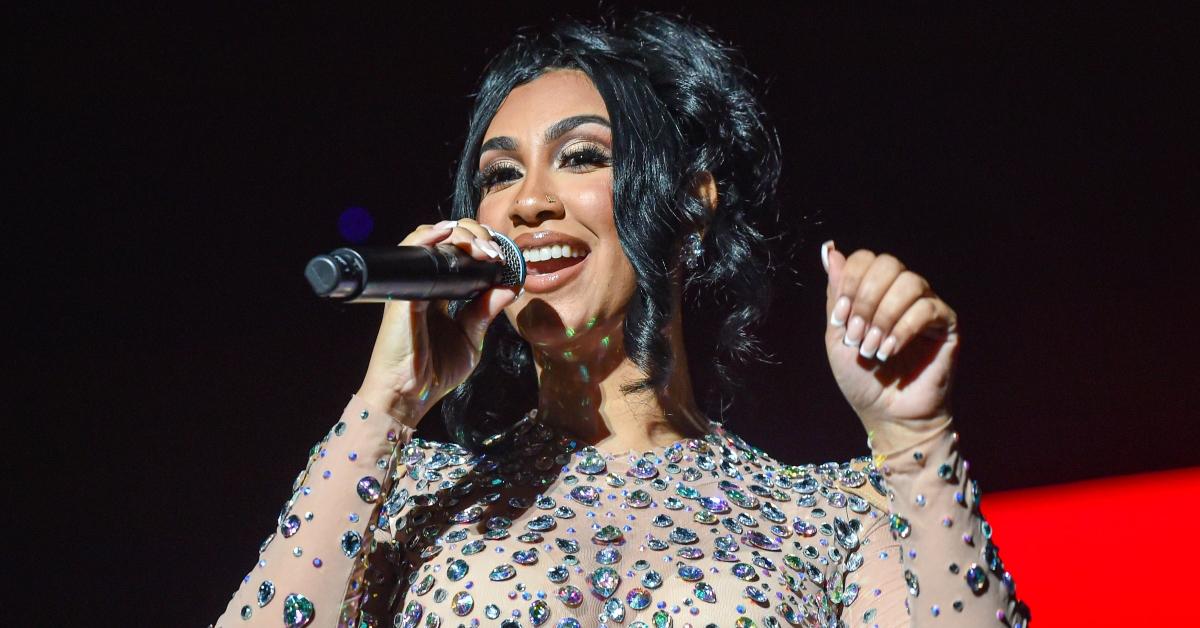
[
  {"left": 669, "top": 527, "right": 698, "bottom": 544},
  {"left": 590, "top": 566, "right": 621, "bottom": 598},
  {"left": 626, "top": 489, "right": 652, "bottom": 508},
  {"left": 450, "top": 591, "right": 474, "bottom": 616},
  {"left": 731, "top": 563, "right": 757, "bottom": 581},
  {"left": 626, "top": 587, "right": 653, "bottom": 610},
  {"left": 527, "top": 515, "right": 557, "bottom": 531},
  {"left": 280, "top": 515, "right": 301, "bottom": 538},
  {"left": 513, "top": 549, "right": 539, "bottom": 565},
  {"left": 547, "top": 565, "right": 569, "bottom": 583},
  {"left": 447, "top": 559, "right": 469, "bottom": 581},
  {"left": 596, "top": 546, "right": 621, "bottom": 564},
  {"left": 282, "top": 593, "right": 314, "bottom": 627},
  {"left": 677, "top": 564, "right": 704, "bottom": 581},
  {"left": 741, "top": 531, "right": 780, "bottom": 551},
  {"left": 593, "top": 525, "right": 625, "bottom": 544},
  {"left": 489, "top": 564, "right": 516, "bottom": 581},
  {"left": 568, "top": 485, "right": 600, "bottom": 506},
  {"left": 693, "top": 581, "right": 717, "bottom": 603},
  {"left": 628, "top": 459, "right": 658, "bottom": 479},
  {"left": 603, "top": 598, "right": 626, "bottom": 622},
  {"left": 523, "top": 599, "right": 549, "bottom": 626},
  {"left": 965, "top": 564, "right": 989, "bottom": 594},
  {"left": 576, "top": 451, "right": 607, "bottom": 475},
  {"left": 641, "top": 570, "right": 663, "bottom": 588},
  {"left": 356, "top": 476, "right": 382, "bottom": 503},
  {"left": 257, "top": 580, "right": 275, "bottom": 607},
  {"left": 557, "top": 585, "right": 584, "bottom": 607}
]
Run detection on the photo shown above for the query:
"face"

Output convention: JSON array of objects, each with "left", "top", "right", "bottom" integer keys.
[{"left": 476, "top": 70, "right": 635, "bottom": 350}]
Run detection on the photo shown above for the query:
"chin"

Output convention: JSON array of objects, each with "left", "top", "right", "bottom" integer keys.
[{"left": 507, "top": 298, "right": 617, "bottom": 351}]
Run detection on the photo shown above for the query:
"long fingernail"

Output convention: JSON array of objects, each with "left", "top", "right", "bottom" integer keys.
[
  {"left": 820, "top": 240, "right": 834, "bottom": 273},
  {"left": 843, "top": 315, "right": 865, "bottom": 347},
  {"left": 830, "top": 296, "right": 851, "bottom": 327},
  {"left": 485, "top": 241, "right": 503, "bottom": 259},
  {"left": 475, "top": 238, "right": 499, "bottom": 258},
  {"left": 859, "top": 326, "right": 882, "bottom": 358},
  {"left": 435, "top": 220, "right": 458, "bottom": 229},
  {"left": 876, "top": 335, "right": 897, "bottom": 362}
]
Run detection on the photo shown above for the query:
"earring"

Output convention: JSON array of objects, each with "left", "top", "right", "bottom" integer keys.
[{"left": 683, "top": 231, "right": 703, "bottom": 270}]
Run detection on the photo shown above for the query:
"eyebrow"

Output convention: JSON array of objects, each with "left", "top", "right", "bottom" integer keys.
[{"left": 478, "top": 115, "right": 611, "bottom": 155}]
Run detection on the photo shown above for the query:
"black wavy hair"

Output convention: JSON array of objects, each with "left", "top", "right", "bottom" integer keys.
[{"left": 442, "top": 13, "right": 782, "bottom": 448}]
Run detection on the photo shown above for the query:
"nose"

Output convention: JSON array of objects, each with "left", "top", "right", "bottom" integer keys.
[{"left": 508, "top": 176, "right": 565, "bottom": 227}]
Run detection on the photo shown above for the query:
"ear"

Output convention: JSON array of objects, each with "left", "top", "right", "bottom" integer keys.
[{"left": 690, "top": 171, "right": 719, "bottom": 217}]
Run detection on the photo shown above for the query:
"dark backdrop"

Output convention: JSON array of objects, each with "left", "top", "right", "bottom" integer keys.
[{"left": 13, "top": 3, "right": 1197, "bottom": 624}]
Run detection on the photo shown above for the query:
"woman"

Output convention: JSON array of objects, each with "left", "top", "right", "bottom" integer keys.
[{"left": 216, "top": 14, "right": 1028, "bottom": 628}]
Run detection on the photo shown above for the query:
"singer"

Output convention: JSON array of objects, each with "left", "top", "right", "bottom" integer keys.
[{"left": 216, "top": 14, "right": 1028, "bottom": 628}]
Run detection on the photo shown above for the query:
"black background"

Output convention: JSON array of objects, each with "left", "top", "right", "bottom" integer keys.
[{"left": 13, "top": 3, "right": 1197, "bottom": 624}]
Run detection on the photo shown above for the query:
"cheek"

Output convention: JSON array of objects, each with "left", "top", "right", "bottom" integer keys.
[
  {"left": 475, "top": 198, "right": 506, "bottom": 229},
  {"left": 568, "top": 180, "right": 617, "bottom": 233}
]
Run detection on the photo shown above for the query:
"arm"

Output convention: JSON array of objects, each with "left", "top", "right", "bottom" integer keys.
[
  {"left": 213, "top": 394, "right": 412, "bottom": 627},
  {"left": 844, "top": 424, "right": 1029, "bottom": 626}
]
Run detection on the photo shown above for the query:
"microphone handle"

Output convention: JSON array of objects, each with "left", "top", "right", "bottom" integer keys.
[{"left": 305, "top": 245, "right": 504, "bottom": 302}]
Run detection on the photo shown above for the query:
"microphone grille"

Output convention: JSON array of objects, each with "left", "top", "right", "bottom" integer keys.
[{"left": 489, "top": 231, "right": 527, "bottom": 288}]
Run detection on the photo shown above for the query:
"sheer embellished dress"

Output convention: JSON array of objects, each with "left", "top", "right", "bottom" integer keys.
[{"left": 214, "top": 395, "right": 1029, "bottom": 627}]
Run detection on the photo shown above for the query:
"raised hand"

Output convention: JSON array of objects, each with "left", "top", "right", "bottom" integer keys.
[
  {"left": 821, "top": 241, "right": 959, "bottom": 451},
  {"left": 356, "top": 218, "right": 518, "bottom": 427}
]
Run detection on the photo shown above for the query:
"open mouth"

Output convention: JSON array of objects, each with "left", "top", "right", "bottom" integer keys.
[{"left": 521, "top": 244, "right": 589, "bottom": 275}]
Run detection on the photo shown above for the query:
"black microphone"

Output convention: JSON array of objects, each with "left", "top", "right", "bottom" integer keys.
[{"left": 304, "top": 232, "right": 526, "bottom": 302}]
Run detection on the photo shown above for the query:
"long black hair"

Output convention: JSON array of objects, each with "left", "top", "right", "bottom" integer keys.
[{"left": 443, "top": 12, "right": 782, "bottom": 448}]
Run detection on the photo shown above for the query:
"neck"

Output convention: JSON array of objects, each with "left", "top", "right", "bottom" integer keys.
[{"left": 530, "top": 314, "right": 707, "bottom": 454}]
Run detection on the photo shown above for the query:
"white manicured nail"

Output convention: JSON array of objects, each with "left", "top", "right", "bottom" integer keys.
[
  {"left": 830, "top": 296, "right": 851, "bottom": 327},
  {"left": 820, "top": 240, "right": 834, "bottom": 273},
  {"left": 860, "top": 326, "right": 883, "bottom": 359},
  {"left": 475, "top": 238, "right": 499, "bottom": 258},
  {"left": 843, "top": 316, "right": 865, "bottom": 347},
  {"left": 435, "top": 220, "right": 458, "bottom": 229},
  {"left": 876, "top": 335, "right": 897, "bottom": 362}
]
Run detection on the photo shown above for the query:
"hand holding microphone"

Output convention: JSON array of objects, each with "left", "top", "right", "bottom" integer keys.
[{"left": 346, "top": 219, "right": 522, "bottom": 427}]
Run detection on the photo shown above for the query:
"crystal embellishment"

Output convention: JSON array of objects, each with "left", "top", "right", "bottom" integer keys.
[{"left": 282, "top": 593, "right": 315, "bottom": 627}]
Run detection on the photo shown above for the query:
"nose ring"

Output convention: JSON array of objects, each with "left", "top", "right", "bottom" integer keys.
[{"left": 546, "top": 195, "right": 557, "bottom": 204}]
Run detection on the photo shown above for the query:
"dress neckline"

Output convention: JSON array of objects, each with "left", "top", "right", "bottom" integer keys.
[{"left": 481, "top": 407, "right": 728, "bottom": 462}]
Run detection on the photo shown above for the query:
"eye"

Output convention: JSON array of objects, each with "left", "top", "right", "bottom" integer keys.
[
  {"left": 475, "top": 161, "right": 523, "bottom": 193},
  {"left": 559, "top": 143, "right": 612, "bottom": 171}
]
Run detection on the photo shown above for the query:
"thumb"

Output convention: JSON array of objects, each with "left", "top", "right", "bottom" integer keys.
[
  {"left": 822, "top": 240, "right": 847, "bottom": 317},
  {"left": 456, "top": 287, "right": 519, "bottom": 352}
]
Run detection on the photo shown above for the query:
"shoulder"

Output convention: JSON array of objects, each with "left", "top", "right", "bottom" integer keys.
[
  {"left": 712, "top": 423, "right": 891, "bottom": 514},
  {"left": 373, "top": 437, "right": 483, "bottom": 540}
]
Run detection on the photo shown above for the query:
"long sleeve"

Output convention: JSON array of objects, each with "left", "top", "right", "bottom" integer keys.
[
  {"left": 843, "top": 424, "right": 1030, "bottom": 627},
  {"left": 214, "top": 394, "right": 413, "bottom": 628}
]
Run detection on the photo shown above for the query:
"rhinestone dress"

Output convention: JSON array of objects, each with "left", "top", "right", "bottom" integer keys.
[{"left": 215, "top": 395, "right": 1029, "bottom": 627}]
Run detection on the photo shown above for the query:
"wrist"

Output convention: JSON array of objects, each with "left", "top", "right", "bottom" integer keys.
[
  {"left": 863, "top": 412, "right": 954, "bottom": 457},
  {"left": 355, "top": 382, "right": 428, "bottom": 429}
]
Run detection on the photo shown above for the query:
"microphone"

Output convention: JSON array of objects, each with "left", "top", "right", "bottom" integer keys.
[{"left": 304, "top": 232, "right": 526, "bottom": 302}]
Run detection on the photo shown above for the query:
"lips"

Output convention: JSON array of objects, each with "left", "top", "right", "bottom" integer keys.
[{"left": 512, "top": 230, "right": 591, "bottom": 293}]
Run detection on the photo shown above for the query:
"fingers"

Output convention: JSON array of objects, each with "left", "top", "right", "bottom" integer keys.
[
  {"left": 823, "top": 242, "right": 951, "bottom": 362},
  {"left": 885, "top": 297, "right": 957, "bottom": 360},
  {"left": 400, "top": 218, "right": 506, "bottom": 264},
  {"left": 842, "top": 253, "right": 904, "bottom": 346},
  {"left": 454, "top": 286, "right": 519, "bottom": 353},
  {"left": 859, "top": 271, "right": 929, "bottom": 359}
]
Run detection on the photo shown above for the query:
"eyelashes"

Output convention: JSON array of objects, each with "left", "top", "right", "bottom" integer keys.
[{"left": 475, "top": 142, "right": 612, "bottom": 193}]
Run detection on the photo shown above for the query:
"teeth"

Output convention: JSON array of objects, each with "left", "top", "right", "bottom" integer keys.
[{"left": 521, "top": 245, "right": 587, "bottom": 261}]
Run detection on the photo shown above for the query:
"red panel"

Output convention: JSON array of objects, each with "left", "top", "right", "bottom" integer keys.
[{"left": 982, "top": 467, "right": 1200, "bottom": 626}]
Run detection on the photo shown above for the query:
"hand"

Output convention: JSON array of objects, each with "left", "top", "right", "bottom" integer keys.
[
  {"left": 821, "top": 241, "right": 959, "bottom": 450},
  {"left": 356, "top": 218, "right": 518, "bottom": 427}
]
